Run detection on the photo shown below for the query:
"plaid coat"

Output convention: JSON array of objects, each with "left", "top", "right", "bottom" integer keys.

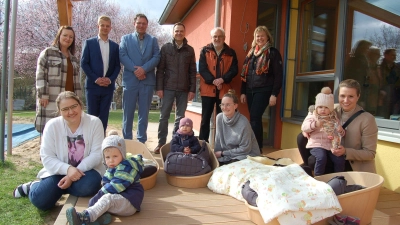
[{"left": 35, "top": 46, "right": 82, "bottom": 133}]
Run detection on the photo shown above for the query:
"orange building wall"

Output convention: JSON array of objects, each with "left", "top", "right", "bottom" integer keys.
[
  {"left": 183, "top": 0, "right": 259, "bottom": 117},
  {"left": 183, "top": 0, "right": 287, "bottom": 148}
]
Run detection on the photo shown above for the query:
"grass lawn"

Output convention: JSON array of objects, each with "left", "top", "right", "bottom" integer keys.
[
  {"left": 0, "top": 160, "right": 48, "bottom": 224},
  {"left": 12, "top": 109, "right": 172, "bottom": 127},
  {"left": 108, "top": 109, "right": 174, "bottom": 129},
  {"left": 2, "top": 109, "right": 173, "bottom": 224}
]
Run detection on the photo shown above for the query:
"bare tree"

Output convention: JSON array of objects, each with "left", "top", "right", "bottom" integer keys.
[
  {"left": 1, "top": 0, "right": 171, "bottom": 108},
  {"left": 368, "top": 24, "right": 400, "bottom": 57}
]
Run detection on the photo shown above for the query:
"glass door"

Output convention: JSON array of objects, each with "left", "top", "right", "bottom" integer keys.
[{"left": 257, "top": 0, "right": 281, "bottom": 147}]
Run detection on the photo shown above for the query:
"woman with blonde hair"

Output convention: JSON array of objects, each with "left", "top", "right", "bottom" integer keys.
[
  {"left": 35, "top": 26, "right": 82, "bottom": 133},
  {"left": 14, "top": 91, "right": 104, "bottom": 211},
  {"left": 240, "top": 26, "right": 283, "bottom": 152},
  {"left": 214, "top": 90, "right": 260, "bottom": 165}
]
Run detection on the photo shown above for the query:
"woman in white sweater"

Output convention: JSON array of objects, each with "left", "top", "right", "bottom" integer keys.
[
  {"left": 14, "top": 91, "right": 105, "bottom": 211},
  {"left": 214, "top": 90, "right": 261, "bottom": 165}
]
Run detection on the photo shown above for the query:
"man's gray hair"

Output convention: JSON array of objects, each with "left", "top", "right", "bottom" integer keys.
[{"left": 210, "top": 27, "right": 225, "bottom": 37}]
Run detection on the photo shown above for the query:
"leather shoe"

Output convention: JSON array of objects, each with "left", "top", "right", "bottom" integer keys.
[{"left": 153, "top": 145, "right": 162, "bottom": 154}]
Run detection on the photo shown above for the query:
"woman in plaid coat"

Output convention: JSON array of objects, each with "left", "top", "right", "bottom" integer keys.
[{"left": 35, "top": 26, "right": 82, "bottom": 133}]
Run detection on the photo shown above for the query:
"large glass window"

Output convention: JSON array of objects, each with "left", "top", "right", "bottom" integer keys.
[
  {"left": 293, "top": 80, "right": 334, "bottom": 117},
  {"left": 293, "top": 0, "right": 338, "bottom": 117},
  {"left": 345, "top": 0, "right": 400, "bottom": 119},
  {"left": 298, "top": 0, "right": 338, "bottom": 74}
]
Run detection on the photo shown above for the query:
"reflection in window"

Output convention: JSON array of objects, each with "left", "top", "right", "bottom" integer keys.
[
  {"left": 257, "top": 1, "right": 277, "bottom": 44},
  {"left": 294, "top": 81, "right": 334, "bottom": 113},
  {"left": 345, "top": 8, "right": 400, "bottom": 119},
  {"left": 299, "top": 0, "right": 338, "bottom": 73},
  {"left": 193, "top": 76, "right": 202, "bottom": 103}
]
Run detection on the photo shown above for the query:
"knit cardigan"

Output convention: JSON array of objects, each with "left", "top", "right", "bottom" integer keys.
[
  {"left": 37, "top": 112, "right": 105, "bottom": 179},
  {"left": 215, "top": 111, "right": 261, "bottom": 162}
]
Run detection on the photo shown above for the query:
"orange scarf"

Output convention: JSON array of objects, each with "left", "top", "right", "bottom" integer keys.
[{"left": 241, "top": 42, "right": 271, "bottom": 82}]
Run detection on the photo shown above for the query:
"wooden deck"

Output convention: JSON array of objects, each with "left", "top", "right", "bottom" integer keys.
[{"left": 54, "top": 153, "right": 400, "bottom": 225}]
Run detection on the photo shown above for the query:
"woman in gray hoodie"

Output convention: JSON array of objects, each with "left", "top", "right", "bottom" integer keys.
[{"left": 214, "top": 90, "right": 261, "bottom": 165}]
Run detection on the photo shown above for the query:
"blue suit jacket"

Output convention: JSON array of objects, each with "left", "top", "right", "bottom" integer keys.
[
  {"left": 81, "top": 37, "right": 121, "bottom": 92},
  {"left": 119, "top": 32, "right": 160, "bottom": 88}
]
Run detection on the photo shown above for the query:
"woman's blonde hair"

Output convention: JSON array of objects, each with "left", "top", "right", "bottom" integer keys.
[
  {"left": 251, "top": 26, "right": 274, "bottom": 48},
  {"left": 223, "top": 89, "right": 239, "bottom": 104},
  {"left": 55, "top": 91, "right": 84, "bottom": 113}
]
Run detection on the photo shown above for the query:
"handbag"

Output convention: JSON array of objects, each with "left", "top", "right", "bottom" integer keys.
[{"left": 164, "top": 151, "right": 211, "bottom": 176}]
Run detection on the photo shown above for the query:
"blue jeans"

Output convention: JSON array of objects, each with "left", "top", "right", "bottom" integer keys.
[
  {"left": 246, "top": 90, "right": 272, "bottom": 150},
  {"left": 311, "top": 147, "right": 346, "bottom": 176},
  {"left": 122, "top": 84, "right": 154, "bottom": 142},
  {"left": 29, "top": 169, "right": 101, "bottom": 211},
  {"left": 158, "top": 90, "right": 188, "bottom": 145}
]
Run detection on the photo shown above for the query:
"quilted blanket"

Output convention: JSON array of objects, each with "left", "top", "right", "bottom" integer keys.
[{"left": 207, "top": 159, "right": 342, "bottom": 225}]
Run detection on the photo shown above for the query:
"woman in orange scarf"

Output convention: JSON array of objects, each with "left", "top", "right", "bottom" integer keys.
[{"left": 240, "top": 26, "right": 283, "bottom": 153}]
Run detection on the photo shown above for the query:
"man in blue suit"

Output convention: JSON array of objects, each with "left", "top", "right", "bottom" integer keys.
[
  {"left": 81, "top": 15, "right": 121, "bottom": 132},
  {"left": 119, "top": 14, "right": 160, "bottom": 142}
]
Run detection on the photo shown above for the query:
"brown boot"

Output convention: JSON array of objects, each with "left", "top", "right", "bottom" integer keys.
[{"left": 153, "top": 145, "right": 162, "bottom": 154}]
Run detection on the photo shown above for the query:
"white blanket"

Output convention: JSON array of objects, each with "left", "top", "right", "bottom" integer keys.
[{"left": 207, "top": 159, "right": 342, "bottom": 224}]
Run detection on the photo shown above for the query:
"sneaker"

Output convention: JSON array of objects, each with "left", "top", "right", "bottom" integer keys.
[
  {"left": 13, "top": 181, "right": 38, "bottom": 198},
  {"left": 66, "top": 207, "right": 83, "bottom": 225},
  {"left": 346, "top": 215, "right": 360, "bottom": 225},
  {"left": 328, "top": 214, "right": 347, "bottom": 225},
  {"left": 153, "top": 145, "right": 162, "bottom": 154},
  {"left": 90, "top": 213, "right": 112, "bottom": 225}
]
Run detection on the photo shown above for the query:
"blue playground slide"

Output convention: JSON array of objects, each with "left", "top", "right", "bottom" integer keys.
[{"left": 4, "top": 124, "right": 40, "bottom": 151}]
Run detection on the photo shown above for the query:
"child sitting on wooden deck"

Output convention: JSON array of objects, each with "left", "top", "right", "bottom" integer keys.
[{"left": 66, "top": 132, "right": 144, "bottom": 225}]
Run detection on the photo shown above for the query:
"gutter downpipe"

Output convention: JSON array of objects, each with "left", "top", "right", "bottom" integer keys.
[
  {"left": 281, "top": 0, "right": 291, "bottom": 120},
  {"left": 209, "top": 0, "right": 222, "bottom": 149},
  {"left": 1, "top": 0, "right": 11, "bottom": 163},
  {"left": 214, "top": 0, "right": 221, "bottom": 27},
  {"left": 7, "top": 0, "right": 18, "bottom": 155}
]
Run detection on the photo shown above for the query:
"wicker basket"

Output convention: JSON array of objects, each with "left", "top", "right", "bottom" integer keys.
[
  {"left": 315, "top": 172, "right": 384, "bottom": 225},
  {"left": 125, "top": 140, "right": 160, "bottom": 190},
  {"left": 245, "top": 171, "right": 384, "bottom": 225},
  {"left": 265, "top": 148, "right": 304, "bottom": 165},
  {"left": 160, "top": 141, "right": 219, "bottom": 188}
]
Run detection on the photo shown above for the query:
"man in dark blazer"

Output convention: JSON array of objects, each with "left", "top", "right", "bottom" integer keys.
[{"left": 81, "top": 15, "right": 121, "bottom": 132}]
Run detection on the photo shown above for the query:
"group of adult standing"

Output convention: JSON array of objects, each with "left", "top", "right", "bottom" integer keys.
[
  {"left": 153, "top": 24, "right": 283, "bottom": 157},
  {"left": 28, "top": 12, "right": 282, "bottom": 211},
  {"left": 33, "top": 12, "right": 378, "bottom": 173},
  {"left": 34, "top": 13, "right": 283, "bottom": 164},
  {"left": 23, "top": 12, "right": 378, "bottom": 213}
]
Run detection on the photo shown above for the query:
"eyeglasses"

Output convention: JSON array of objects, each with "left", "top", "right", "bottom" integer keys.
[
  {"left": 60, "top": 104, "right": 79, "bottom": 112},
  {"left": 219, "top": 103, "right": 234, "bottom": 108}
]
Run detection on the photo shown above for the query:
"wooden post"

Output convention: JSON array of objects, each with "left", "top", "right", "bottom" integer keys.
[{"left": 57, "top": 0, "right": 73, "bottom": 26}]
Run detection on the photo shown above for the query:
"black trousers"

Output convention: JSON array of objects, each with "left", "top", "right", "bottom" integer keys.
[
  {"left": 246, "top": 90, "right": 272, "bottom": 150},
  {"left": 199, "top": 96, "right": 222, "bottom": 142},
  {"left": 297, "top": 133, "right": 352, "bottom": 173}
]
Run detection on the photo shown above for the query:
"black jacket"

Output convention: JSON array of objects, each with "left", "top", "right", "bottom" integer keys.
[
  {"left": 241, "top": 47, "right": 283, "bottom": 96},
  {"left": 156, "top": 38, "right": 197, "bottom": 92},
  {"left": 170, "top": 132, "right": 201, "bottom": 154}
]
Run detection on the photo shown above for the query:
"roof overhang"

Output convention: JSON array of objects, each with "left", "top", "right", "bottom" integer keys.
[{"left": 159, "top": 0, "right": 200, "bottom": 25}]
